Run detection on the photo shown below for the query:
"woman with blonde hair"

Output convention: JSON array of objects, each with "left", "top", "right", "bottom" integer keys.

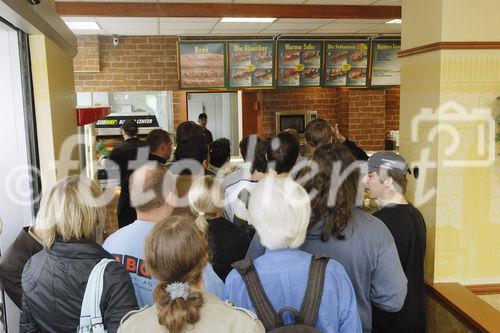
[
  {"left": 21, "top": 175, "right": 138, "bottom": 333},
  {"left": 188, "top": 176, "right": 250, "bottom": 281},
  {"left": 118, "top": 215, "right": 264, "bottom": 333}
]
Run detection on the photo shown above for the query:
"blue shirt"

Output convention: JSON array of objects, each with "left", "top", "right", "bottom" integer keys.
[
  {"left": 224, "top": 249, "right": 361, "bottom": 333},
  {"left": 103, "top": 219, "right": 224, "bottom": 307},
  {"left": 246, "top": 207, "right": 407, "bottom": 333}
]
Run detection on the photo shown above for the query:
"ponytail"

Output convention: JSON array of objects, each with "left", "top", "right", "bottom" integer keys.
[
  {"left": 153, "top": 281, "right": 204, "bottom": 333},
  {"left": 194, "top": 214, "right": 208, "bottom": 234},
  {"left": 145, "top": 216, "right": 210, "bottom": 333}
]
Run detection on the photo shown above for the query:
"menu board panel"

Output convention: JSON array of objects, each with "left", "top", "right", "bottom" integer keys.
[
  {"left": 179, "top": 42, "right": 226, "bottom": 88},
  {"left": 371, "top": 40, "right": 401, "bottom": 86},
  {"left": 324, "top": 41, "right": 369, "bottom": 87},
  {"left": 277, "top": 41, "right": 323, "bottom": 87},
  {"left": 228, "top": 41, "right": 274, "bottom": 88}
]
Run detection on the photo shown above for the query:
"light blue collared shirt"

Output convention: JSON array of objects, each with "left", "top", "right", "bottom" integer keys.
[
  {"left": 103, "top": 219, "right": 224, "bottom": 307},
  {"left": 224, "top": 248, "right": 361, "bottom": 333}
]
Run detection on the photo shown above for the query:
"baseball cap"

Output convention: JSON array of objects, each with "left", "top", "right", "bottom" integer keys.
[{"left": 367, "top": 151, "right": 409, "bottom": 175}]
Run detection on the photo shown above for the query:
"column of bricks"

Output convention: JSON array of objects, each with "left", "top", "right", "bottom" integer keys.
[
  {"left": 385, "top": 87, "right": 400, "bottom": 133},
  {"left": 347, "top": 89, "right": 386, "bottom": 151},
  {"left": 74, "top": 36, "right": 178, "bottom": 92}
]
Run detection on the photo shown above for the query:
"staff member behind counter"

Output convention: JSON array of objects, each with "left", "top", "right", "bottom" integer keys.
[{"left": 107, "top": 119, "right": 147, "bottom": 229}]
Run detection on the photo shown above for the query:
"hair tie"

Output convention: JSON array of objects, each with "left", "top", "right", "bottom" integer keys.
[
  {"left": 165, "top": 282, "right": 190, "bottom": 300},
  {"left": 198, "top": 212, "right": 205, "bottom": 217}
]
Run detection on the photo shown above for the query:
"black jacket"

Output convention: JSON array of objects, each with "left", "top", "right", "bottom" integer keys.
[
  {"left": 0, "top": 227, "right": 43, "bottom": 308},
  {"left": 108, "top": 137, "right": 147, "bottom": 228},
  {"left": 343, "top": 139, "right": 369, "bottom": 161},
  {"left": 21, "top": 239, "right": 138, "bottom": 333},
  {"left": 207, "top": 217, "right": 251, "bottom": 281}
]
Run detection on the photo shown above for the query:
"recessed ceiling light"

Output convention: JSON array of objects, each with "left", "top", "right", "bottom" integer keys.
[
  {"left": 221, "top": 17, "right": 276, "bottom": 23},
  {"left": 65, "top": 21, "right": 102, "bottom": 31},
  {"left": 385, "top": 19, "right": 402, "bottom": 24}
]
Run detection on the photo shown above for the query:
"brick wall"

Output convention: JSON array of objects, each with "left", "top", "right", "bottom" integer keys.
[
  {"left": 74, "top": 36, "right": 178, "bottom": 92},
  {"left": 260, "top": 87, "right": 399, "bottom": 151},
  {"left": 385, "top": 87, "right": 400, "bottom": 133},
  {"left": 73, "top": 36, "right": 400, "bottom": 150},
  {"left": 261, "top": 87, "right": 345, "bottom": 138},
  {"left": 74, "top": 36, "right": 100, "bottom": 72},
  {"left": 347, "top": 89, "right": 386, "bottom": 150}
]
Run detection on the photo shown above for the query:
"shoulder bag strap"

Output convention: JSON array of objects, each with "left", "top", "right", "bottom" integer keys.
[
  {"left": 232, "top": 259, "right": 280, "bottom": 331},
  {"left": 79, "top": 258, "right": 114, "bottom": 333},
  {"left": 300, "top": 253, "right": 329, "bottom": 327}
]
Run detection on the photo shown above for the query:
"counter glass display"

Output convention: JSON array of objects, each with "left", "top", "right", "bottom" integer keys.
[{"left": 77, "top": 91, "right": 174, "bottom": 133}]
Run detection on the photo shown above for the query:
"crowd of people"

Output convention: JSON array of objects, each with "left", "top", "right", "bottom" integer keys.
[{"left": 0, "top": 113, "right": 427, "bottom": 333}]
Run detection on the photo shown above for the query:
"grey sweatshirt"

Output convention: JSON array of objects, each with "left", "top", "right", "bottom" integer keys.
[{"left": 246, "top": 207, "right": 407, "bottom": 332}]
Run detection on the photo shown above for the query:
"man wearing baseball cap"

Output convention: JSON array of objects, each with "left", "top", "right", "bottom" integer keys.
[
  {"left": 363, "top": 151, "right": 426, "bottom": 332},
  {"left": 108, "top": 119, "right": 147, "bottom": 228}
]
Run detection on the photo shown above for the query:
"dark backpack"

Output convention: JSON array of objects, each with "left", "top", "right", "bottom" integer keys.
[{"left": 232, "top": 253, "right": 329, "bottom": 333}]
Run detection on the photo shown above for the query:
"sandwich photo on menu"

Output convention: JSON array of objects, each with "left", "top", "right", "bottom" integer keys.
[
  {"left": 231, "top": 52, "right": 251, "bottom": 65},
  {"left": 231, "top": 69, "right": 252, "bottom": 85},
  {"left": 302, "top": 50, "right": 320, "bottom": 65},
  {"left": 254, "top": 68, "right": 272, "bottom": 83},
  {"left": 347, "top": 68, "right": 367, "bottom": 83},
  {"left": 280, "top": 68, "right": 299, "bottom": 84},
  {"left": 350, "top": 50, "right": 367, "bottom": 63},
  {"left": 282, "top": 51, "right": 300, "bottom": 65},
  {"left": 254, "top": 51, "right": 273, "bottom": 65},
  {"left": 327, "top": 67, "right": 348, "bottom": 82},
  {"left": 302, "top": 67, "right": 320, "bottom": 82},
  {"left": 180, "top": 52, "right": 224, "bottom": 87},
  {"left": 330, "top": 50, "right": 348, "bottom": 64}
]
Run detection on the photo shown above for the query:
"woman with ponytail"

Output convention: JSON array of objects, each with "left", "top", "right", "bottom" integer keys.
[
  {"left": 118, "top": 215, "right": 264, "bottom": 333},
  {"left": 189, "top": 176, "right": 251, "bottom": 281}
]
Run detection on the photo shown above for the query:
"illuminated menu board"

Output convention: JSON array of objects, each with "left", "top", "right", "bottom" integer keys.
[
  {"left": 277, "top": 40, "right": 323, "bottom": 87},
  {"left": 371, "top": 40, "right": 401, "bottom": 86},
  {"left": 324, "top": 40, "right": 369, "bottom": 87},
  {"left": 228, "top": 41, "right": 275, "bottom": 88},
  {"left": 179, "top": 41, "right": 226, "bottom": 89}
]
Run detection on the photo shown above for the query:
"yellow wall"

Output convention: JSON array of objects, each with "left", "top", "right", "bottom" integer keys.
[
  {"left": 402, "top": 0, "right": 443, "bottom": 49},
  {"left": 434, "top": 50, "right": 500, "bottom": 283},
  {"left": 30, "top": 35, "right": 78, "bottom": 190},
  {"left": 441, "top": 0, "right": 500, "bottom": 42},
  {"left": 401, "top": 0, "right": 500, "bottom": 284},
  {"left": 400, "top": 51, "right": 442, "bottom": 282},
  {"left": 403, "top": 0, "right": 500, "bottom": 49}
]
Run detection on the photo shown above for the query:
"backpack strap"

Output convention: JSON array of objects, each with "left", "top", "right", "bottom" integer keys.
[
  {"left": 78, "top": 258, "right": 114, "bottom": 333},
  {"left": 232, "top": 259, "right": 280, "bottom": 331},
  {"left": 300, "top": 253, "right": 329, "bottom": 327}
]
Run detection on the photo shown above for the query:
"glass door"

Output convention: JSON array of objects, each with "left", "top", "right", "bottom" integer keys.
[{"left": 0, "top": 18, "right": 39, "bottom": 333}]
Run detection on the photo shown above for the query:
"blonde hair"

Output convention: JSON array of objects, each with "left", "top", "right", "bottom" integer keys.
[
  {"left": 188, "top": 176, "right": 225, "bottom": 234},
  {"left": 249, "top": 175, "right": 311, "bottom": 250},
  {"left": 36, "top": 175, "right": 106, "bottom": 248},
  {"left": 145, "top": 215, "right": 209, "bottom": 333}
]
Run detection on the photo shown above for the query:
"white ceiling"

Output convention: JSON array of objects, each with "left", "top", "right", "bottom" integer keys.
[{"left": 59, "top": 0, "right": 402, "bottom": 36}]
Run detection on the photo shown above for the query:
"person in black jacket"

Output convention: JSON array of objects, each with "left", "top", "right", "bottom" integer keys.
[
  {"left": 198, "top": 113, "right": 214, "bottom": 144},
  {"left": 0, "top": 226, "right": 43, "bottom": 308},
  {"left": 21, "top": 175, "right": 138, "bottom": 333},
  {"left": 108, "top": 119, "right": 148, "bottom": 228},
  {"left": 145, "top": 129, "right": 172, "bottom": 164},
  {"left": 188, "top": 176, "right": 251, "bottom": 281},
  {"left": 305, "top": 118, "right": 369, "bottom": 161}
]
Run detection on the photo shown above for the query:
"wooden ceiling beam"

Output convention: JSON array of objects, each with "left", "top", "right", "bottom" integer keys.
[{"left": 55, "top": 2, "right": 401, "bottom": 19}]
